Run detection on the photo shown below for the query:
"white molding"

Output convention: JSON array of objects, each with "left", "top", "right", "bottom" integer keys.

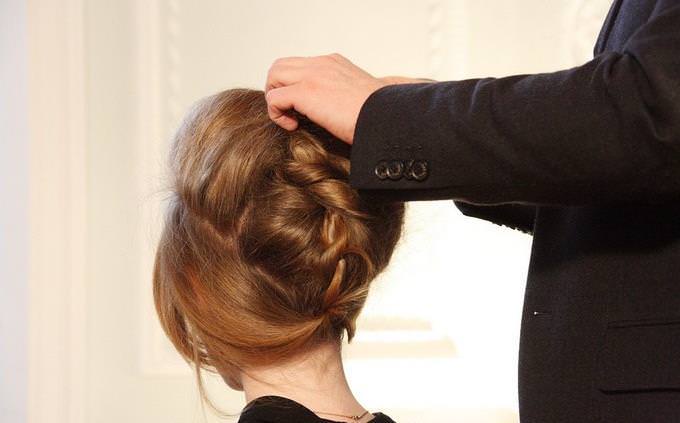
[
  {"left": 427, "top": 0, "right": 446, "bottom": 78},
  {"left": 135, "top": 0, "right": 193, "bottom": 376},
  {"left": 136, "top": 0, "right": 166, "bottom": 374},
  {"left": 26, "top": 0, "right": 87, "bottom": 422},
  {"left": 427, "top": 0, "right": 470, "bottom": 81},
  {"left": 565, "top": 0, "right": 614, "bottom": 64}
]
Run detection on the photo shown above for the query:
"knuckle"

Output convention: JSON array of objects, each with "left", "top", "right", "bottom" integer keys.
[
  {"left": 300, "top": 78, "right": 317, "bottom": 92},
  {"left": 322, "top": 53, "right": 337, "bottom": 63},
  {"left": 265, "top": 88, "right": 279, "bottom": 104},
  {"left": 267, "top": 67, "right": 279, "bottom": 79},
  {"left": 269, "top": 57, "right": 287, "bottom": 74},
  {"left": 329, "top": 52, "right": 346, "bottom": 62},
  {"left": 265, "top": 67, "right": 276, "bottom": 84}
]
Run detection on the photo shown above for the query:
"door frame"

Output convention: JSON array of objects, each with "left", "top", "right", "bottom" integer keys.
[{"left": 27, "top": 0, "right": 88, "bottom": 422}]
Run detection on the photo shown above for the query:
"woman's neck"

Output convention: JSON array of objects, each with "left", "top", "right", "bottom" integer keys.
[{"left": 240, "top": 341, "right": 374, "bottom": 422}]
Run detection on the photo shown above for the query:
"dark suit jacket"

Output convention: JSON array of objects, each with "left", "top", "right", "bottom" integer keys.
[{"left": 349, "top": 1, "right": 680, "bottom": 422}]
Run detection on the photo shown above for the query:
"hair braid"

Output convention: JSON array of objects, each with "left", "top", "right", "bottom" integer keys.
[{"left": 153, "top": 87, "right": 405, "bottom": 383}]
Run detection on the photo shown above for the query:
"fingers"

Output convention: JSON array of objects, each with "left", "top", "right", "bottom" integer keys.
[
  {"left": 265, "top": 54, "right": 341, "bottom": 93},
  {"left": 264, "top": 53, "right": 343, "bottom": 131},
  {"left": 265, "top": 56, "right": 313, "bottom": 93},
  {"left": 265, "top": 85, "right": 302, "bottom": 131}
]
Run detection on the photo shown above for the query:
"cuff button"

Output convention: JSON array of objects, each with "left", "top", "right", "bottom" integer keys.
[
  {"left": 374, "top": 160, "right": 389, "bottom": 180},
  {"left": 386, "top": 160, "right": 404, "bottom": 180},
  {"left": 411, "top": 160, "right": 429, "bottom": 181}
]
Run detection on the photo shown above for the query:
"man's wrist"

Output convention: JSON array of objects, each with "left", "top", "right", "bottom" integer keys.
[{"left": 379, "top": 76, "right": 438, "bottom": 85}]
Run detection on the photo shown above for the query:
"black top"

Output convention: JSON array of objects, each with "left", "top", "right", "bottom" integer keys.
[{"left": 237, "top": 395, "right": 396, "bottom": 423}]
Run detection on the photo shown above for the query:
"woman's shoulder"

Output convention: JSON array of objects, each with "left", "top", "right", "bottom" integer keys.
[{"left": 237, "top": 395, "right": 397, "bottom": 423}]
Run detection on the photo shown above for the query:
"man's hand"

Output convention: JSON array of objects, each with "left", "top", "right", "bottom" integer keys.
[{"left": 265, "top": 53, "right": 388, "bottom": 145}]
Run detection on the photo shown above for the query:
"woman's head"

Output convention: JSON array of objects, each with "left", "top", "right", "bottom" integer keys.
[{"left": 153, "top": 88, "right": 405, "bottom": 384}]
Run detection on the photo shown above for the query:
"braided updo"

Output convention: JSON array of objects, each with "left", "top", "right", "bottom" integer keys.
[{"left": 153, "top": 88, "right": 405, "bottom": 381}]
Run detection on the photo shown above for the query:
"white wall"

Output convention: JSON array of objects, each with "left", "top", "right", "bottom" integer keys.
[
  {"left": 0, "top": 1, "right": 29, "bottom": 422},
  {"left": 23, "top": 1, "right": 613, "bottom": 422}
]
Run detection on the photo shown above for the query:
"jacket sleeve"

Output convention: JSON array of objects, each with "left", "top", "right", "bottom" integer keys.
[{"left": 349, "top": 1, "right": 680, "bottom": 207}]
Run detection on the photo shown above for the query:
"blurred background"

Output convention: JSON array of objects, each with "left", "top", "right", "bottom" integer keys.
[{"left": 1, "top": 0, "right": 612, "bottom": 422}]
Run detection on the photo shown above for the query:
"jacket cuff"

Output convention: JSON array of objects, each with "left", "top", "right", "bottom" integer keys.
[{"left": 349, "top": 82, "right": 452, "bottom": 191}]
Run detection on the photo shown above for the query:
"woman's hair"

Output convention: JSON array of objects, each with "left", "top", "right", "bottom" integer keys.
[{"left": 152, "top": 88, "right": 405, "bottom": 386}]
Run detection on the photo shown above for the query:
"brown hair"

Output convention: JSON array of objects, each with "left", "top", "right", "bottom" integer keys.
[{"left": 152, "top": 88, "right": 404, "bottom": 392}]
